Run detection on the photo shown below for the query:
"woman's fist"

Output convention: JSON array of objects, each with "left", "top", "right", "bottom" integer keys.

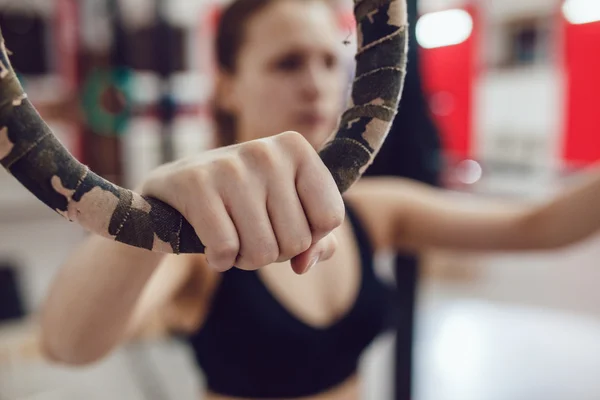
[{"left": 141, "top": 131, "right": 344, "bottom": 274}]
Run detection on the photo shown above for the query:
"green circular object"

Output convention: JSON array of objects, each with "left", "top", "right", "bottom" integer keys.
[{"left": 81, "top": 66, "right": 133, "bottom": 137}]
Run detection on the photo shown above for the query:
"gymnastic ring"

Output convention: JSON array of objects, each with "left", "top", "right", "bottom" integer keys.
[{"left": 0, "top": 0, "right": 408, "bottom": 254}]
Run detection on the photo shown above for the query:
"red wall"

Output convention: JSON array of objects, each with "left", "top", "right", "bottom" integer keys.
[
  {"left": 420, "top": 5, "right": 479, "bottom": 161},
  {"left": 561, "top": 17, "right": 600, "bottom": 167}
]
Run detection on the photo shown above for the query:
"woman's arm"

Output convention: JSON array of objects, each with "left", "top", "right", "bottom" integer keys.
[
  {"left": 125, "top": 253, "right": 218, "bottom": 341},
  {"left": 40, "top": 131, "right": 344, "bottom": 366},
  {"left": 347, "top": 165, "right": 600, "bottom": 252},
  {"left": 40, "top": 235, "right": 194, "bottom": 366}
]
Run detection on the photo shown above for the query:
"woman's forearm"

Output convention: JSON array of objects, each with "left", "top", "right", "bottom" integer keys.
[
  {"left": 526, "top": 165, "right": 600, "bottom": 249},
  {"left": 40, "top": 235, "right": 166, "bottom": 365}
]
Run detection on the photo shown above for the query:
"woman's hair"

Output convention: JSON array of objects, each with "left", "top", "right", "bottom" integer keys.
[{"left": 211, "top": 0, "right": 278, "bottom": 147}]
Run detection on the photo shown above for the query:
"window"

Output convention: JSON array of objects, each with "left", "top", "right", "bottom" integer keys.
[{"left": 499, "top": 18, "right": 551, "bottom": 68}]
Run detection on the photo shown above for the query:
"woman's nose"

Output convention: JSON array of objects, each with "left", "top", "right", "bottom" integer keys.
[{"left": 299, "top": 64, "right": 327, "bottom": 101}]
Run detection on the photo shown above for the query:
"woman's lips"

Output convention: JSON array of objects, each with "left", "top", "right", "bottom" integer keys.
[{"left": 296, "top": 112, "right": 328, "bottom": 127}]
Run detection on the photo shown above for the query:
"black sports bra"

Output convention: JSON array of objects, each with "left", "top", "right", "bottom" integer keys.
[{"left": 185, "top": 203, "right": 394, "bottom": 398}]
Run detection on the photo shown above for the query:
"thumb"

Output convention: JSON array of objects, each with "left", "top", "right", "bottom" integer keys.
[{"left": 290, "top": 233, "right": 338, "bottom": 275}]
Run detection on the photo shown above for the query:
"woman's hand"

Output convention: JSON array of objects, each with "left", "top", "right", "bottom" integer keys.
[{"left": 141, "top": 131, "right": 344, "bottom": 274}]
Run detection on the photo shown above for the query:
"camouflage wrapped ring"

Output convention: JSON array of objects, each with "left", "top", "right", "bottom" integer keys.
[{"left": 0, "top": 0, "right": 408, "bottom": 254}]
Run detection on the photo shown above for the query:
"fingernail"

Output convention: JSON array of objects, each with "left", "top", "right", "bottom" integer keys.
[{"left": 304, "top": 254, "right": 320, "bottom": 274}]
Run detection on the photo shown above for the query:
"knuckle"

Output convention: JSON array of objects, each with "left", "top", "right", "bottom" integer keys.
[
  {"left": 217, "top": 158, "right": 246, "bottom": 182},
  {"left": 247, "top": 238, "right": 279, "bottom": 267},
  {"left": 141, "top": 169, "right": 178, "bottom": 200},
  {"left": 177, "top": 169, "right": 210, "bottom": 203},
  {"left": 281, "top": 234, "right": 312, "bottom": 258},
  {"left": 234, "top": 257, "right": 252, "bottom": 271},
  {"left": 274, "top": 131, "right": 314, "bottom": 166},
  {"left": 314, "top": 207, "right": 345, "bottom": 233},
  {"left": 189, "top": 168, "right": 211, "bottom": 187},
  {"left": 156, "top": 172, "right": 201, "bottom": 218},
  {"left": 169, "top": 167, "right": 206, "bottom": 193},
  {"left": 242, "top": 139, "right": 270, "bottom": 156},
  {"left": 241, "top": 140, "right": 278, "bottom": 170},
  {"left": 278, "top": 131, "right": 306, "bottom": 147},
  {"left": 281, "top": 132, "right": 311, "bottom": 152},
  {"left": 298, "top": 234, "right": 314, "bottom": 252},
  {"left": 211, "top": 240, "right": 239, "bottom": 261}
]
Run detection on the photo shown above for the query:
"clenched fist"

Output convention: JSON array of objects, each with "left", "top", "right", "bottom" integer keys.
[{"left": 140, "top": 131, "right": 344, "bottom": 274}]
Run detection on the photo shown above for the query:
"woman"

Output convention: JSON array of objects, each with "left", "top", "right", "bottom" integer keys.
[{"left": 40, "top": 0, "right": 600, "bottom": 399}]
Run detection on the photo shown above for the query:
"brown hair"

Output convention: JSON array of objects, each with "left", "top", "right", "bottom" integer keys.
[{"left": 211, "top": 0, "right": 279, "bottom": 147}]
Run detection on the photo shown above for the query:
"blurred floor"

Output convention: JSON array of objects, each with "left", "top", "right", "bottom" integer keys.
[
  {"left": 414, "top": 299, "right": 600, "bottom": 400},
  {"left": 412, "top": 228, "right": 600, "bottom": 400},
  {"left": 414, "top": 284, "right": 600, "bottom": 400}
]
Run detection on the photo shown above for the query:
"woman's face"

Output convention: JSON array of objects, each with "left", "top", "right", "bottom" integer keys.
[{"left": 219, "top": 0, "right": 346, "bottom": 149}]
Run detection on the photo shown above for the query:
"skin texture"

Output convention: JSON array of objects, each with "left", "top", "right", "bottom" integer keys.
[{"left": 34, "top": 1, "right": 600, "bottom": 400}]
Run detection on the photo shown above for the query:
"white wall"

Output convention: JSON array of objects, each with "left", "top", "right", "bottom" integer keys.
[{"left": 473, "top": 66, "right": 564, "bottom": 172}]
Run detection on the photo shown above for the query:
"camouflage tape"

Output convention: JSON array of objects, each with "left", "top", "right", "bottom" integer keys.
[{"left": 0, "top": 0, "right": 408, "bottom": 254}]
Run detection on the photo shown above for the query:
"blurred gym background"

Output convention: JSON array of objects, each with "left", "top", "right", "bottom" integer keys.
[{"left": 2, "top": 0, "right": 600, "bottom": 399}]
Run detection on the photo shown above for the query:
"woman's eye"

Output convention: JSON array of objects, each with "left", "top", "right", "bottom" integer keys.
[
  {"left": 324, "top": 53, "right": 339, "bottom": 69},
  {"left": 275, "top": 55, "right": 303, "bottom": 72}
]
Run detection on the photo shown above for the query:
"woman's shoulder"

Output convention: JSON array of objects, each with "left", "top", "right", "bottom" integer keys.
[{"left": 343, "top": 177, "right": 407, "bottom": 251}]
